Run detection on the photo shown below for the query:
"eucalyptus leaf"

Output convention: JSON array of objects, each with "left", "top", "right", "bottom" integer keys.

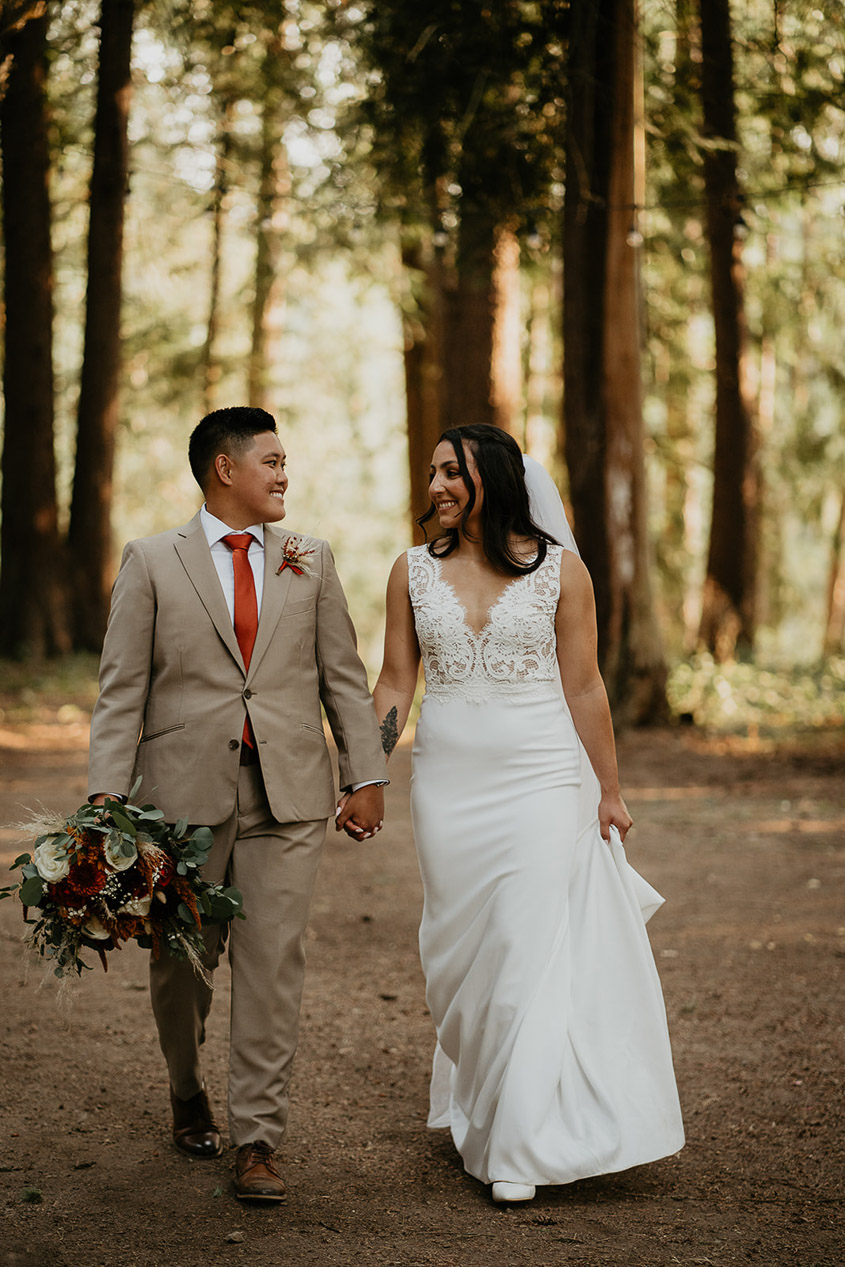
[
  {"left": 11, "top": 853, "right": 31, "bottom": 868},
  {"left": 20, "top": 876, "right": 45, "bottom": 906},
  {"left": 108, "top": 807, "right": 137, "bottom": 836}
]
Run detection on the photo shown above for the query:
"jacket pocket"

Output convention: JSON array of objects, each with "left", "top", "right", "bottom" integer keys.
[
  {"left": 282, "top": 598, "right": 316, "bottom": 617},
  {"left": 300, "top": 722, "right": 325, "bottom": 737},
  {"left": 140, "top": 722, "right": 186, "bottom": 743}
]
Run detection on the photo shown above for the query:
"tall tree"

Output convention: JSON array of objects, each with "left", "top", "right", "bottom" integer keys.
[
  {"left": 696, "top": 0, "right": 758, "bottom": 659},
  {"left": 563, "top": 0, "right": 666, "bottom": 723},
  {"left": 66, "top": 0, "right": 135, "bottom": 650},
  {"left": 247, "top": 29, "right": 292, "bottom": 413},
  {"left": 344, "top": 2, "right": 565, "bottom": 524},
  {"left": 201, "top": 91, "right": 234, "bottom": 415},
  {"left": 0, "top": 6, "right": 70, "bottom": 657},
  {"left": 400, "top": 237, "right": 446, "bottom": 527}
]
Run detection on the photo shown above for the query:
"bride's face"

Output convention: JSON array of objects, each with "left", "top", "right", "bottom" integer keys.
[{"left": 429, "top": 440, "right": 484, "bottom": 532}]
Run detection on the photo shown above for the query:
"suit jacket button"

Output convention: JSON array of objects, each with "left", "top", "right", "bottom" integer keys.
[
  {"left": 228, "top": 739, "right": 239, "bottom": 750},
  {"left": 243, "top": 688, "right": 252, "bottom": 699}
]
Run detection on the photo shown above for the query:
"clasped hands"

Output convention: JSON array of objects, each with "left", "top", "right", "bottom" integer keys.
[{"left": 335, "top": 784, "right": 385, "bottom": 841}]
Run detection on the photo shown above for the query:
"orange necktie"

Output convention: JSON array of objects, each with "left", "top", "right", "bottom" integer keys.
[{"left": 222, "top": 533, "right": 258, "bottom": 748}]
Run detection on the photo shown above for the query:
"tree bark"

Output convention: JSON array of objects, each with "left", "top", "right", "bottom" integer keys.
[
  {"left": 822, "top": 491, "right": 845, "bottom": 658},
  {"left": 66, "top": 0, "right": 134, "bottom": 651},
  {"left": 202, "top": 97, "right": 234, "bottom": 415},
  {"left": 440, "top": 205, "right": 521, "bottom": 437},
  {"left": 402, "top": 238, "right": 445, "bottom": 536},
  {"left": 563, "top": 0, "right": 666, "bottom": 723},
  {"left": 247, "top": 87, "right": 289, "bottom": 412},
  {"left": 0, "top": 10, "right": 70, "bottom": 657},
  {"left": 697, "top": 0, "right": 759, "bottom": 659},
  {"left": 490, "top": 225, "right": 522, "bottom": 434}
]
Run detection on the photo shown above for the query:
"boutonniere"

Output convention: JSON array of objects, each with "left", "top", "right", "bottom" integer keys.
[{"left": 277, "top": 536, "right": 317, "bottom": 577}]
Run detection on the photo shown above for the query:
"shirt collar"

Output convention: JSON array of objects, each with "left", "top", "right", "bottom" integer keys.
[{"left": 200, "top": 504, "right": 265, "bottom": 549}]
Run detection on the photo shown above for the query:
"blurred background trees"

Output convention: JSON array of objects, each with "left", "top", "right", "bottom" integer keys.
[{"left": 0, "top": 0, "right": 843, "bottom": 728}]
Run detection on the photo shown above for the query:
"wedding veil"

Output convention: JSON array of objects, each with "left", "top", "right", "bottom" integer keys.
[{"left": 522, "top": 454, "right": 580, "bottom": 556}]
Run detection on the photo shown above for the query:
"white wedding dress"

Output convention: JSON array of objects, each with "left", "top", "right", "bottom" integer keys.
[{"left": 408, "top": 542, "right": 684, "bottom": 1187}]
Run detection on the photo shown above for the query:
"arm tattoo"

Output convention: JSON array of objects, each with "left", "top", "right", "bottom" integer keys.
[{"left": 380, "top": 706, "right": 399, "bottom": 757}]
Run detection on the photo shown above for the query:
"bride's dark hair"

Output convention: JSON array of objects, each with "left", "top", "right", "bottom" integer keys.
[{"left": 417, "top": 424, "right": 559, "bottom": 576}]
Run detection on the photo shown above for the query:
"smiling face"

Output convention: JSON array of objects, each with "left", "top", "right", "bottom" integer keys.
[
  {"left": 429, "top": 439, "right": 484, "bottom": 533},
  {"left": 210, "top": 431, "right": 288, "bottom": 528}
]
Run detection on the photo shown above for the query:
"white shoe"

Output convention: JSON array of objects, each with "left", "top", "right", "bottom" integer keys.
[{"left": 491, "top": 1181, "right": 536, "bottom": 1203}]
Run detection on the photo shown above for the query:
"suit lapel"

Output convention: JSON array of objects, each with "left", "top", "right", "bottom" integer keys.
[
  {"left": 174, "top": 513, "right": 245, "bottom": 672},
  {"left": 248, "top": 526, "right": 295, "bottom": 681}
]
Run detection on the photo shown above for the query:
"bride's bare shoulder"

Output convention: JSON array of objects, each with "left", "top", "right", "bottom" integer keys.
[{"left": 558, "top": 548, "right": 593, "bottom": 592}]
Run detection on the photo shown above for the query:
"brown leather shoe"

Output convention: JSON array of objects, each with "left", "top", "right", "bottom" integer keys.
[
  {"left": 170, "top": 1086, "right": 223, "bottom": 1158},
  {"left": 233, "top": 1141, "right": 287, "bottom": 1202}
]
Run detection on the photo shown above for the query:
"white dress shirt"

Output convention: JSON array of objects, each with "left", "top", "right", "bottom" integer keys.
[{"left": 201, "top": 504, "right": 266, "bottom": 620}]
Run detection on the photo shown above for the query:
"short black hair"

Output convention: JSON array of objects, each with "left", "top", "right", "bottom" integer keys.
[
  {"left": 188, "top": 406, "right": 278, "bottom": 491},
  {"left": 418, "top": 423, "right": 559, "bottom": 575}
]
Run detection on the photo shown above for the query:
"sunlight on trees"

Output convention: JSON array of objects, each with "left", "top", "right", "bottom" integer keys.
[{"left": 0, "top": 0, "right": 843, "bottom": 724}]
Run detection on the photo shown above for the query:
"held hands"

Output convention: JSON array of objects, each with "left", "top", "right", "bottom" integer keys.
[
  {"left": 598, "top": 791, "right": 633, "bottom": 844},
  {"left": 335, "top": 785, "right": 385, "bottom": 841}
]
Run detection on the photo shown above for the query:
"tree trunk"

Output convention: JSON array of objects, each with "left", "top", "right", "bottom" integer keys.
[
  {"left": 402, "top": 238, "right": 445, "bottom": 536},
  {"left": 66, "top": 0, "right": 134, "bottom": 651},
  {"left": 563, "top": 0, "right": 666, "bottom": 723},
  {"left": 697, "top": 0, "right": 759, "bottom": 659},
  {"left": 490, "top": 225, "right": 522, "bottom": 434},
  {"left": 440, "top": 206, "right": 521, "bottom": 437},
  {"left": 247, "top": 88, "right": 289, "bottom": 412},
  {"left": 822, "top": 491, "right": 845, "bottom": 658},
  {"left": 202, "top": 97, "right": 234, "bottom": 415},
  {"left": 441, "top": 207, "right": 497, "bottom": 431},
  {"left": 0, "top": 10, "right": 70, "bottom": 657}
]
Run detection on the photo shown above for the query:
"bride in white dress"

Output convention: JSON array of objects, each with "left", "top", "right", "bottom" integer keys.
[{"left": 370, "top": 424, "right": 684, "bottom": 1203}]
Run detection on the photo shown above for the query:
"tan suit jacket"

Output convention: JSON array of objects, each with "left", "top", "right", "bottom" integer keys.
[{"left": 88, "top": 513, "right": 385, "bottom": 824}]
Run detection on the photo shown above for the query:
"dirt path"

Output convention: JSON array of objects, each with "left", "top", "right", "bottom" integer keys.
[{"left": 0, "top": 723, "right": 842, "bottom": 1267}]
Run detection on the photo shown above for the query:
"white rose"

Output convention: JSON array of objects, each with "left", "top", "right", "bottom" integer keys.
[
  {"left": 103, "top": 836, "right": 138, "bottom": 872},
  {"left": 33, "top": 839, "right": 72, "bottom": 883},
  {"left": 82, "top": 916, "right": 111, "bottom": 940},
  {"left": 118, "top": 895, "right": 151, "bottom": 917}
]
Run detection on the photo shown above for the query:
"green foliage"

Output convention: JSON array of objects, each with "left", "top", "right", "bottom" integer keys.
[
  {"left": 642, "top": 0, "right": 845, "bottom": 659},
  {"left": 340, "top": 0, "right": 566, "bottom": 241},
  {"left": 668, "top": 655, "right": 845, "bottom": 733},
  {"left": 4, "top": 0, "right": 843, "bottom": 671}
]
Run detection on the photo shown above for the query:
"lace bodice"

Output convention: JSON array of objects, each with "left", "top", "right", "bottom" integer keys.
[{"left": 407, "top": 544, "right": 563, "bottom": 702}]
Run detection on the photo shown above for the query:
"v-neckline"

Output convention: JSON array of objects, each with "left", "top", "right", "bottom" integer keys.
[{"left": 433, "top": 555, "right": 530, "bottom": 639}]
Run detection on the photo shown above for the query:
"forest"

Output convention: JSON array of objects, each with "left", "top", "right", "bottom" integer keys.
[{"left": 1, "top": 0, "right": 844, "bottom": 730}]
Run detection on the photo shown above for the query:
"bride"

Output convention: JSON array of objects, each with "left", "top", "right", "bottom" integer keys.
[{"left": 370, "top": 423, "right": 684, "bottom": 1203}]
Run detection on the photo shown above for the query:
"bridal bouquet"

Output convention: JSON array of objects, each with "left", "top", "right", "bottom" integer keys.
[{"left": 0, "top": 781, "right": 244, "bottom": 980}]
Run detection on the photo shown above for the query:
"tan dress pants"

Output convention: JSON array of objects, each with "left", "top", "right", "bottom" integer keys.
[{"left": 149, "top": 762, "right": 327, "bottom": 1149}]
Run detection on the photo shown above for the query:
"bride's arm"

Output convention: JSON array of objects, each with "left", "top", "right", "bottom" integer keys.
[
  {"left": 373, "top": 553, "right": 421, "bottom": 761},
  {"left": 554, "top": 552, "right": 633, "bottom": 842}
]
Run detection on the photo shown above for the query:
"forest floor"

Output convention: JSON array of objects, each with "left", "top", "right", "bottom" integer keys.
[{"left": 0, "top": 710, "right": 843, "bottom": 1267}]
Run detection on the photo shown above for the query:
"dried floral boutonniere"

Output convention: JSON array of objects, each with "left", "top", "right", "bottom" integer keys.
[{"left": 277, "top": 536, "right": 317, "bottom": 577}]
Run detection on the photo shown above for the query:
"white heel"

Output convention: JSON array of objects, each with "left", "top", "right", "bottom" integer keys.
[{"left": 491, "top": 1181, "right": 536, "bottom": 1203}]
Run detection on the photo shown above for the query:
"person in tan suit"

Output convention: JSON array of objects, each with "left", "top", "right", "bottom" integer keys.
[{"left": 88, "top": 407, "right": 386, "bottom": 1202}]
